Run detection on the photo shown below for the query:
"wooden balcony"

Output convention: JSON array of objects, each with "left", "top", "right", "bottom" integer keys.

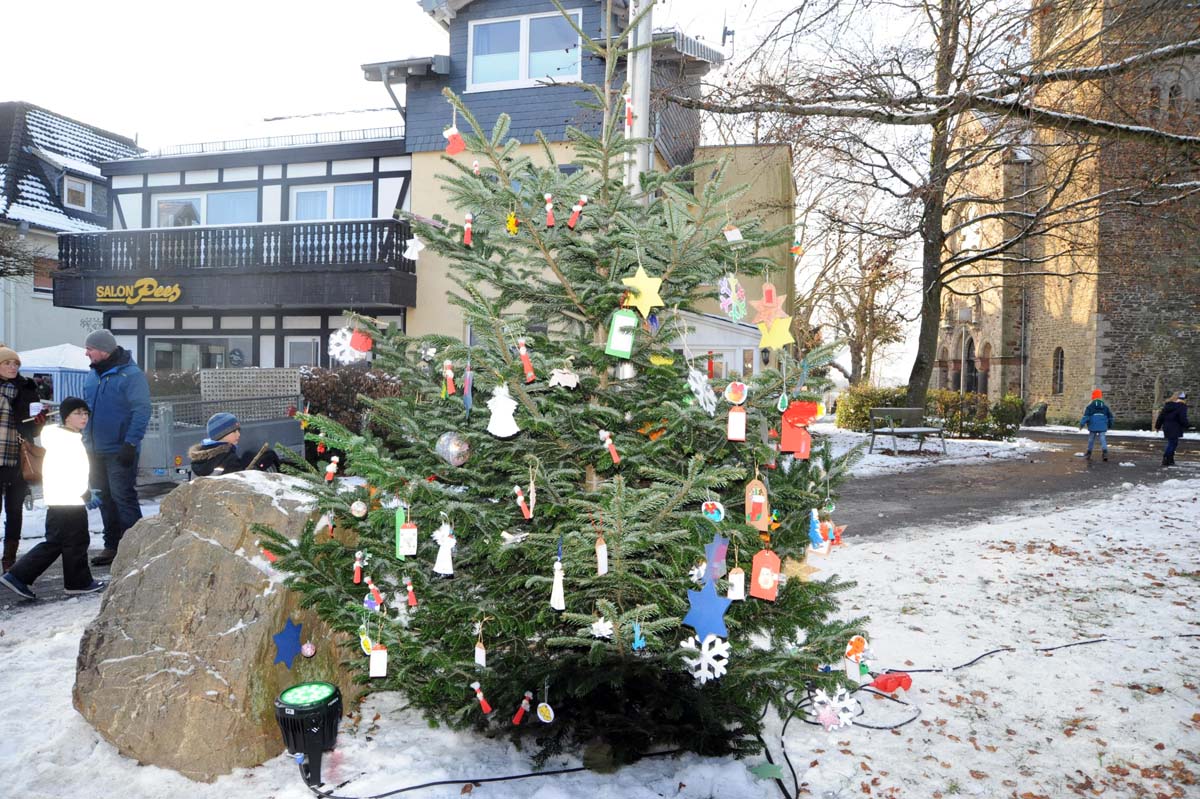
[
  {"left": 54, "top": 218, "right": 417, "bottom": 310},
  {"left": 59, "top": 218, "right": 414, "bottom": 274}
]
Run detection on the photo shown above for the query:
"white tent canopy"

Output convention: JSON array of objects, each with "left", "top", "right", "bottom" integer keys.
[{"left": 16, "top": 343, "right": 90, "bottom": 371}]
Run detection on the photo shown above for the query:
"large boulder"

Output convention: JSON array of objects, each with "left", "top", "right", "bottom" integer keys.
[{"left": 74, "top": 472, "right": 359, "bottom": 782}]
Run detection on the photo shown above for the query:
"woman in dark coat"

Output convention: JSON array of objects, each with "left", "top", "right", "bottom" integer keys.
[
  {"left": 1154, "top": 391, "right": 1189, "bottom": 467},
  {"left": 0, "top": 345, "right": 47, "bottom": 571}
]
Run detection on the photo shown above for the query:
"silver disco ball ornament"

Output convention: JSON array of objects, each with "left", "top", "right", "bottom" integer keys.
[{"left": 435, "top": 431, "right": 470, "bottom": 467}]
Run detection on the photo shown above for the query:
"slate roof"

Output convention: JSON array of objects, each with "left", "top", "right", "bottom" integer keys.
[{"left": 0, "top": 102, "right": 140, "bottom": 233}]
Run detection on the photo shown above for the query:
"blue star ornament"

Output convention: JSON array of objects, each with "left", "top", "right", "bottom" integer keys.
[
  {"left": 704, "top": 532, "right": 729, "bottom": 580},
  {"left": 273, "top": 618, "right": 304, "bottom": 670},
  {"left": 683, "top": 580, "right": 732, "bottom": 640}
]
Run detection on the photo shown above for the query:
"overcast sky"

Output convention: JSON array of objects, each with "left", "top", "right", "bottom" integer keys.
[{"left": 5, "top": 0, "right": 772, "bottom": 149}]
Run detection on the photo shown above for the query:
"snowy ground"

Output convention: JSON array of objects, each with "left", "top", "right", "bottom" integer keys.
[
  {"left": 814, "top": 422, "right": 1049, "bottom": 477},
  {"left": 2, "top": 479, "right": 1198, "bottom": 798},
  {"left": 1030, "top": 424, "right": 1197, "bottom": 440}
]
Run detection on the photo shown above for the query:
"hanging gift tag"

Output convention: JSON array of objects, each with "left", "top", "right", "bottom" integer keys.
[
  {"left": 727, "top": 567, "right": 746, "bottom": 600},
  {"left": 605, "top": 309, "right": 638, "bottom": 359},
  {"left": 727, "top": 405, "right": 746, "bottom": 441},
  {"left": 595, "top": 535, "right": 608, "bottom": 575},
  {"left": 396, "top": 506, "right": 418, "bottom": 559},
  {"left": 369, "top": 644, "right": 389, "bottom": 677},
  {"left": 744, "top": 478, "right": 771, "bottom": 533},
  {"left": 749, "top": 549, "right": 781, "bottom": 601},
  {"left": 475, "top": 641, "right": 487, "bottom": 668}
]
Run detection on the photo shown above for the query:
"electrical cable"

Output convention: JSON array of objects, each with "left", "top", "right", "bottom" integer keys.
[{"left": 304, "top": 748, "right": 680, "bottom": 799}]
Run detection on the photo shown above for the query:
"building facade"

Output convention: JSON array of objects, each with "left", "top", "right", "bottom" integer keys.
[
  {"left": 933, "top": 4, "right": 1200, "bottom": 423},
  {"left": 54, "top": 0, "right": 796, "bottom": 377},
  {"left": 0, "top": 102, "right": 138, "bottom": 351}
]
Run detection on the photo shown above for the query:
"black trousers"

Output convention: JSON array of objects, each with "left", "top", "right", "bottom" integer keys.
[
  {"left": 0, "top": 463, "right": 27, "bottom": 546},
  {"left": 9, "top": 506, "right": 92, "bottom": 590}
]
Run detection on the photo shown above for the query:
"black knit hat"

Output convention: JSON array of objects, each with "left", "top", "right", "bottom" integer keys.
[{"left": 59, "top": 397, "right": 90, "bottom": 420}]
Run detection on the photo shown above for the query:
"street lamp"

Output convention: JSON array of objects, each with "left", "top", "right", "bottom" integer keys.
[{"left": 274, "top": 681, "right": 343, "bottom": 787}]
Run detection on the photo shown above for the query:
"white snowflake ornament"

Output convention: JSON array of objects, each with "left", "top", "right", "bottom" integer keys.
[
  {"left": 811, "top": 687, "right": 856, "bottom": 731},
  {"left": 687, "top": 368, "right": 718, "bottom": 416},
  {"left": 680, "top": 634, "right": 730, "bottom": 685},
  {"left": 590, "top": 618, "right": 614, "bottom": 639},
  {"left": 328, "top": 327, "right": 369, "bottom": 364}
]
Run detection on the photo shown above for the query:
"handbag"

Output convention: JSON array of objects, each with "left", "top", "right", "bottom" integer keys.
[{"left": 18, "top": 435, "right": 44, "bottom": 484}]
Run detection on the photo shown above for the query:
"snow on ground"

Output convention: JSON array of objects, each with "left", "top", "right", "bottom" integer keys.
[
  {"left": 1, "top": 480, "right": 1198, "bottom": 798},
  {"left": 814, "top": 421, "right": 1049, "bottom": 477},
  {"left": 1031, "top": 424, "right": 1197, "bottom": 440}
]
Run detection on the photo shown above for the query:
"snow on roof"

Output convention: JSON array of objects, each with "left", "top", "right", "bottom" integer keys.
[
  {"left": 31, "top": 147, "right": 103, "bottom": 178},
  {"left": 23, "top": 107, "right": 138, "bottom": 164},
  {"left": 4, "top": 176, "right": 103, "bottom": 232},
  {"left": 0, "top": 165, "right": 7, "bottom": 217}
]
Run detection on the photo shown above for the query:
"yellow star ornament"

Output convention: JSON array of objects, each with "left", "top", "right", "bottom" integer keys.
[
  {"left": 621, "top": 266, "right": 664, "bottom": 319},
  {"left": 757, "top": 316, "right": 795, "bottom": 350}
]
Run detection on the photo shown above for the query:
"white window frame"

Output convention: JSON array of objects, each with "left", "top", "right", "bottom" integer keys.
[
  {"left": 467, "top": 9, "right": 583, "bottom": 93},
  {"left": 63, "top": 175, "right": 92, "bottom": 211},
  {"left": 288, "top": 182, "right": 374, "bottom": 221},
  {"left": 284, "top": 335, "right": 322, "bottom": 367},
  {"left": 151, "top": 189, "right": 259, "bottom": 227}
]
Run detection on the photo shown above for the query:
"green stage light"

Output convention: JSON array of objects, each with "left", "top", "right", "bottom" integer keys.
[{"left": 274, "top": 681, "right": 342, "bottom": 786}]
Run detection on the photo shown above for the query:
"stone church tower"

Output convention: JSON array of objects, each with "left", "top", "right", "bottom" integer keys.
[{"left": 933, "top": 1, "right": 1200, "bottom": 423}]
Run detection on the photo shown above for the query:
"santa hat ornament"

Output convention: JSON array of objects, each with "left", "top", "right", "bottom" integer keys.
[
  {"left": 463, "top": 213, "right": 473, "bottom": 247},
  {"left": 324, "top": 456, "right": 340, "bottom": 483},
  {"left": 567, "top": 196, "right": 588, "bottom": 230},
  {"left": 544, "top": 193, "right": 555, "bottom": 227}
]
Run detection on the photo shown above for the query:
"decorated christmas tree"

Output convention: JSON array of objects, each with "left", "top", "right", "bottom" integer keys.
[{"left": 266, "top": 12, "right": 864, "bottom": 765}]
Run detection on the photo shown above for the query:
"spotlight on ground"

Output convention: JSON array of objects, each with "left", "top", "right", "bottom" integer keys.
[{"left": 274, "top": 681, "right": 342, "bottom": 786}]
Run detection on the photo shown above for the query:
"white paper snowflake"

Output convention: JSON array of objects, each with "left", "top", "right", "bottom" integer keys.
[
  {"left": 590, "top": 618, "right": 614, "bottom": 639},
  {"left": 687, "top": 368, "right": 718, "bottom": 416},
  {"left": 811, "top": 687, "right": 856, "bottom": 731},
  {"left": 328, "top": 327, "right": 369, "bottom": 364},
  {"left": 680, "top": 634, "right": 730, "bottom": 685}
]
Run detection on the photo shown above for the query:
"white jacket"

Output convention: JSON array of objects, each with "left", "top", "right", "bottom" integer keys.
[{"left": 41, "top": 424, "right": 90, "bottom": 506}]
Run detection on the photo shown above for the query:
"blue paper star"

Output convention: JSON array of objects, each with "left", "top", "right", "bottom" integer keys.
[
  {"left": 704, "top": 533, "right": 729, "bottom": 581},
  {"left": 273, "top": 618, "right": 304, "bottom": 670},
  {"left": 683, "top": 579, "right": 732, "bottom": 640}
]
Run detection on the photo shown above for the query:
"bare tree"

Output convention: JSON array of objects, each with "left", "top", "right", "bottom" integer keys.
[{"left": 675, "top": 0, "right": 1200, "bottom": 405}]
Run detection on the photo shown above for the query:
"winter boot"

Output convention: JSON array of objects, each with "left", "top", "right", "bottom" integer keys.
[
  {"left": 1, "top": 538, "right": 18, "bottom": 573},
  {"left": 1102, "top": 452, "right": 1108, "bottom": 462},
  {"left": 1085, "top": 450, "right": 1092, "bottom": 461},
  {"left": 1162, "top": 454, "right": 1172, "bottom": 467}
]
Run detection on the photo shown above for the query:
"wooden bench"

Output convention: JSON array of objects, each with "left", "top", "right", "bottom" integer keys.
[{"left": 869, "top": 407, "right": 946, "bottom": 454}]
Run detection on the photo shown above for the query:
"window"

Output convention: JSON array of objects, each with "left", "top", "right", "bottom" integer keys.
[
  {"left": 33, "top": 257, "right": 55, "bottom": 295},
  {"left": 290, "top": 183, "right": 373, "bottom": 221},
  {"left": 63, "top": 176, "right": 92, "bottom": 211},
  {"left": 286, "top": 336, "right": 321, "bottom": 367},
  {"left": 1052, "top": 347, "right": 1064, "bottom": 395},
  {"left": 468, "top": 10, "right": 582, "bottom": 91},
  {"left": 157, "top": 197, "right": 202, "bottom": 227},
  {"left": 206, "top": 190, "right": 257, "bottom": 225}
]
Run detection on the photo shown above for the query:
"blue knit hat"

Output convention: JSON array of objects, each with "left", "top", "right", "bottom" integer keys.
[{"left": 207, "top": 412, "right": 240, "bottom": 440}]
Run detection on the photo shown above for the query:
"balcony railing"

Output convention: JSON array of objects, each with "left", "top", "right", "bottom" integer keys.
[{"left": 59, "top": 218, "right": 414, "bottom": 275}]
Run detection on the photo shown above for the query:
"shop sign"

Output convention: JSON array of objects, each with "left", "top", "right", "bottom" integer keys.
[{"left": 96, "top": 278, "right": 182, "bottom": 305}]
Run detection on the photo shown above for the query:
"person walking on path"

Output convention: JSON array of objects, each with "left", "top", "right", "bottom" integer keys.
[
  {"left": 0, "top": 345, "right": 46, "bottom": 572},
  {"left": 0, "top": 397, "right": 105, "bottom": 600},
  {"left": 1079, "top": 389, "right": 1114, "bottom": 462},
  {"left": 1154, "top": 391, "right": 1189, "bottom": 467},
  {"left": 187, "top": 412, "right": 281, "bottom": 477},
  {"left": 82, "top": 330, "right": 150, "bottom": 567}
]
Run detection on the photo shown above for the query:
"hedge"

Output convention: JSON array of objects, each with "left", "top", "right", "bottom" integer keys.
[{"left": 836, "top": 384, "right": 1024, "bottom": 440}]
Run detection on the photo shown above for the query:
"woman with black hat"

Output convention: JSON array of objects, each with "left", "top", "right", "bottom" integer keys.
[{"left": 0, "top": 344, "right": 45, "bottom": 571}]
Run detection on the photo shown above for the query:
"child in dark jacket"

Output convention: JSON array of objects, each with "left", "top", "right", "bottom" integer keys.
[
  {"left": 1079, "top": 389, "right": 1114, "bottom": 461},
  {"left": 187, "top": 412, "right": 281, "bottom": 477},
  {"left": 1155, "top": 391, "right": 1189, "bottom": 467}
]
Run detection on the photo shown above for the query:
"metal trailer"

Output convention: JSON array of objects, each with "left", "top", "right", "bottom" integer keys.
[{"left": 138, "top": 394, "right": 304, "bottom": 484}]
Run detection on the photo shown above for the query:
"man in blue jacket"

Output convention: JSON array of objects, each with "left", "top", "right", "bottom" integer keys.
[{"left": 82, "top": 330, "right": 151, "bottom": 566}]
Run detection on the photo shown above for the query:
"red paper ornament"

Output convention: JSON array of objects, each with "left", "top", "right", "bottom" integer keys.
[
  {"left": 512, "top": 690, "right": 533, "bottom": 724},
  {"left": 567, "top": 195, "right": 587, "bottom": 230},
  {"left": 463, "top": 213, "right": 473, "bottom": 247},
  {"left": 544, "top": 193, "right": 555, "bottom": 227},
  {"left": 749, "top": 549, "right": 781, "bottom": 601},
  {"left": 443, "top": 360, "right": 457, "bottom": 396},
  {"left": 517, "top": 338, "right": 535, "bottom": 383},
  {"left": 470, "top": 681, "right": 493, "bottom": 714},
  {"left": 349, "top": 329, "right": 373, "bottom": 353},
  {"left": 353, "top": 551, "right": 363, "bottom": 584}
]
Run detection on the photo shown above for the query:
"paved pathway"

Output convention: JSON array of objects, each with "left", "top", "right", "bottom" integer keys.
[{"left": 837, "top": 431, "right": 1198, "bottom": 538}]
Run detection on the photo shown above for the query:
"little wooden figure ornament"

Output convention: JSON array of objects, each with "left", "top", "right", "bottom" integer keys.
[
  {"left": 324, "top": 456, "right": 339, "bottom": 483},
  {"left": 544, "top": 193, "right": 555, "bottom": 227},
  {"left": 443, "top": 360, "right": 456, "bottom": 396},
  {"left": 513, "top": 691, "right": 534, "bottom": 724},
  {"left": 463, "top": 213, "right": 473, "bottom": 247},
  {"left": 514, "top": 485, "right": 532, "bottom": 520},
  {"left": 433, "top": 521, "right": 456, "bottom": 577},
  {"left": 486, "top": 384, "right": 520, "bottom": 438},
  {"left": 517, "top": 338, "right": 536, "bottom": 383},
  {"left": 353, "top": 551, "right": 364, "bottom": 584},
  {"left": 599, "top": 429, "right": 620, "bottom": 464},
  {"left": 470, "top": 681, "right": 493, "bottom": 714},
  {"left": 567, "top": 195, "right": 587, "bottom": 230}
]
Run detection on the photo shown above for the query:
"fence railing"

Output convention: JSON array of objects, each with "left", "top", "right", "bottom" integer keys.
[{"left": 59, "top": 218, "right": 414, "bottom": 274}]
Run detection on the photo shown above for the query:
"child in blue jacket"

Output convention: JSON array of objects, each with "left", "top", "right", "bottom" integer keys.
[{"left": 1079, "top": 389, "right": 1114, "bottom": 461}]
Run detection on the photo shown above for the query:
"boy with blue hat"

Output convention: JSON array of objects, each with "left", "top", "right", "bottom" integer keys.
[{"left": 187, "top": 412, "right": 280, "bottom": 477}]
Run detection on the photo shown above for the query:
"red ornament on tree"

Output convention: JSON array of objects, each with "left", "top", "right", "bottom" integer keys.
[
  {"left": 350, "top": 329, "right": 373, "bottom": 353},
  {"left": 544, "top": 193, "right": 555, "bottom": 227},
  {"left": 567, "top": 195, "right": 587, "bottom": 230},
  {"left": 443, "top": 124, "right": 466, "bottom": 156},
  {"left": 463, "top": 213, "right": 473, "bottom": 247}
]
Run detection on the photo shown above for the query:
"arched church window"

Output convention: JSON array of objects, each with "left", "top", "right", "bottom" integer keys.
[{"left": 1052, "top": 347, "right": 1065, "bottom": 395}]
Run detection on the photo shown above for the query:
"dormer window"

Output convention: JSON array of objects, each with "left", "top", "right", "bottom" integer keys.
[
  {"left": 64, "top": 176, "right": 92, "bottom": 211},
  {"left": 467, "top": 10, "right": 582, "bottom": 92}
]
